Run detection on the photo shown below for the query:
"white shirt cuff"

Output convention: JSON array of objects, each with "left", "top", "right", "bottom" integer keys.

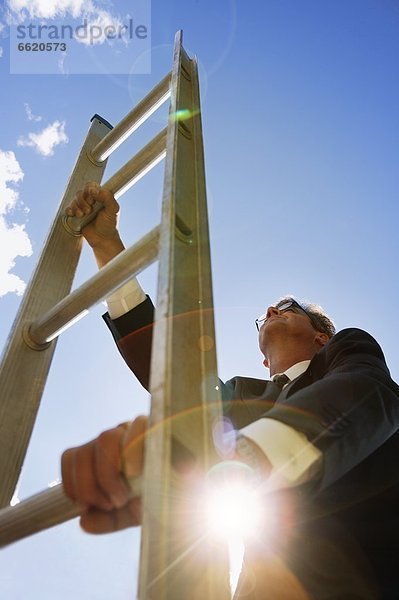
[
  {"left": 106, "top": 279, "right": 147, "bottom": 319},
  {"left": 240, "top": 418, "right": 322, "bottom": 490}
]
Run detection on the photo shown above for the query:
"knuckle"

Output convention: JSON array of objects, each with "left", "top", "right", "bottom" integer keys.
[
  {"left": 133, "top": 416, "right": 148, "bottom": 436},
  {"left": 97, "top": 429, "right": 121, "bottom": 461},
  {"left": 86, "top": 182, "right": 100, "bottom": 195},
  {"left": 98, "top": 428, "right": 117, "bottom": 447},
  {"left": 135, "top": 415, "right": 148, "bottom": 428},
  {"left": 100, "top": 187, "right": 117, "bottom": 205},
  {"left": 61, "top": 447, "right": 74, "bottom": 469},
  {"left": 61, "top": 448, "right": 71, "bottom": 460},
  {"left": 84, "top": 180, "right": 98, "bottom": 191}
]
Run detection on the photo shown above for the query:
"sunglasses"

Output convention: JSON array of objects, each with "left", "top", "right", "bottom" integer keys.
[{"left": 255, "top": 300, "right": 317, "bottom": 332}]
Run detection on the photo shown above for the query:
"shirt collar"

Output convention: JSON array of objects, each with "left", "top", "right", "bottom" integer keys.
[{"left": 274, "top": 359, "right": 311, "bottom": 383}]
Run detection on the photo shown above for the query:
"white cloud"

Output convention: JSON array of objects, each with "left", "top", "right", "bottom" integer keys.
[
  {"left": 18, "top": 120, "right": 68, "bottom": 157},
  {"left": 7, "top": 0, "right": 93, "bottom": 19},
  {"left": 24, "top": 103, "right": 42, "bottom": 122},
  {"left": 74, "top": 9, "right": 125, "bottom": 46},
  {"left": 0, "top": 150, "right": 23, "bottom": 214},
  {"left": 0, "top": 47, "right": 3, "bottom": 58},
  {"left": 0, "top": 150, "right": 33, "bottom": 298},
  {"left": 0, "top": 219, "right": 32, "bottom": 296},
  {"left": 6, "top": 1, "right": 127, "bottom": 47},
  {"left": 57, "top": 52, "right": 68, "bottom": 75}
]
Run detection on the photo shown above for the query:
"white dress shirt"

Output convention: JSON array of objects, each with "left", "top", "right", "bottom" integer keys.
[
  {"left": 241, "top": 361, "right": 322, "bottom": 489},
  {"left": 106, "top": 281, "right": 322, "bottom": 489},
  {"left": 106, "top": 279, "right": 147, "bottom": 319}
]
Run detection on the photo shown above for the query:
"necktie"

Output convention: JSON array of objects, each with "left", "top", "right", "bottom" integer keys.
[{"left": 272, "top": 373, "right": 290, "bottom": 389}]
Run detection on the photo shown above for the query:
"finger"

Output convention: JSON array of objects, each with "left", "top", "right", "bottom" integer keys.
[
  {"left": 64, "top": 195, "right": 83, "bottom": 217},
  {"left": 97, "top": 187, "right": 119, "bottom": 217},
  {"left": 66, "top": 191, "right": 86, "bottom": 218},
  {"left": 64, "top": 205, "right": 74, "bottom": 217},
  {"left": 78, "top": 186, "right": 98, "bottom": 215},
  {"left": 82, "top": 181, "right": 101, "bottom": 206},
  {"left": 80, "top": 497, "right": 142, "bottom": 534},
  {"left": 122, "top": 416, "right": 148, "bottom": 479},
  {"left": 94, "top": 428, "right": 130, "bottom": 509},
  {"left": 68, "top": 442, "right": 114, "bottom": 512}
]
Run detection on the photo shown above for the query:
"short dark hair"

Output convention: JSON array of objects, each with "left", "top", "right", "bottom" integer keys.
[{"left": 275, "top": 295, "right": 336, "bottom": 338}]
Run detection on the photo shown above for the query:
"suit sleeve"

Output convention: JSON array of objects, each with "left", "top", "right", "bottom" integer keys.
[
  {"left": 102, "top": 295, "right": 155, "bottom": 390},
  {"left": 264, "top": 328, "right": 399, "bottom": 492},
  {"left": 102, "top": 296, "right": 236, "bottom": 400}
]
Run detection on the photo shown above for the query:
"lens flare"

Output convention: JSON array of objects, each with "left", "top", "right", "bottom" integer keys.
[
  {"left": 204, "top": 460, "right": 264, "bottom": 541},
  {"left": 205, "top": 479, "right": 262, "bottom": 539},
  {"left": 201, "top": 460, "right": 269, "bottom": 593},
  {"left": 169, "top": 108, "right": 199, "bottom": 122}
]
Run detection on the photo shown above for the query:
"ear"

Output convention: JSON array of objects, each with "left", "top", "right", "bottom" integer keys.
[
  {"left": 315, "top": 332, "right": 329, "bottom": 348},
  {"left": 262, "top": 358, "right": 269, "bottom": 369}
]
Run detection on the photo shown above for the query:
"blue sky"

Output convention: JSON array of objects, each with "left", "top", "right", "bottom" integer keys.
[{"left": 1, "top": 0, "right": 399, "bottom": 597}]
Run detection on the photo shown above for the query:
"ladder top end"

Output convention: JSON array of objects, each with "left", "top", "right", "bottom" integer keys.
[
  {"left": 90, "top": 114, "right": 113, "bottom": 130},
  {"left": 174, "top": 29, "right": 183, "bottom": 44}
]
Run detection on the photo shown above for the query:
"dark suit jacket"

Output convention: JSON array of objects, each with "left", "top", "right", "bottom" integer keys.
[{"left": 104, "top": 297, "right": 399, "bottom": 599}]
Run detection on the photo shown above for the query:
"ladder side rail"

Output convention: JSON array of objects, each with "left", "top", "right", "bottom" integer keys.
[
  {"left": 28, "top": 226, "right": 160, "bottom": 347},
  {"left": 0, "top": 117, "right": 111, "bottom": 508},
  {"left": 138, "top": 31, "right": 230, "bottom": 600},
  {"left": 91, "top": 72, "right": 171, "bottom": 162},
  {"left": 65, "top": 128, "right": 167, "bottom": 236}
]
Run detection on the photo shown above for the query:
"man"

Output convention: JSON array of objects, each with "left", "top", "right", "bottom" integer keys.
[{"left": 62, "top": 183, "right": 399, "bottom": 599}]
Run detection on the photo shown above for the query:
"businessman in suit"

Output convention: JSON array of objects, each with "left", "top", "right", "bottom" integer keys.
[{"left": 62, "top": 183, "right": 399, "bottom": 599}]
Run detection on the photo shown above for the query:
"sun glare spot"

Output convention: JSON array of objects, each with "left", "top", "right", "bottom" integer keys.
[
  {"left": 205, "top": 477, "right": 262, "bottom": 540},
  {"left": 202, "top": 467, "right": 264, "bottom": 596}
]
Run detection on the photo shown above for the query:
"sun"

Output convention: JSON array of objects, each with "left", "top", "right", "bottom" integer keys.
[
  {"left": 202, "top": 460, "right": 269, "bottom": 595},
  {"left": 204, "top": 477, "right": 262, "bottom": 540}
]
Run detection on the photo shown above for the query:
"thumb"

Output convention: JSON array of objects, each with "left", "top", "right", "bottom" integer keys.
[
  {"left": 97, "top": 186, "right": 120, "bottom": 217},
  {"left": 121, "top": 416, "right": 148, "bottom": 479}
]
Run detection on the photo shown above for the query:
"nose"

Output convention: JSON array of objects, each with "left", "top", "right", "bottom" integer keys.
[{"left": 266, "top": 306, "right": 279, "bottom": 320}]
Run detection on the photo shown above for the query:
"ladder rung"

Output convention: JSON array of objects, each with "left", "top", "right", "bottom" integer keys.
[
  {"left": 91, "top": 72, "right": 171, "bottom": 162},
  {"left": 27, "top": 226, "right": 160, "bottom": 347},
  {"left": 105, "top": 127, "right": 167, "bottom": 199},
  {"left": 64, "top": 128, "right": 167, "bottom": 236},
  {"left": 0, "top": 485, "right": 80, "bottom": 548},
  {"left": 0, "top": 473, "right": 142, "bottom": 548}
]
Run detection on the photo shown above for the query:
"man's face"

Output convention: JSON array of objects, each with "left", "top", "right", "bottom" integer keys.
[{"left": 257, "top": 304, "right": 322, "bottom": 353}]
